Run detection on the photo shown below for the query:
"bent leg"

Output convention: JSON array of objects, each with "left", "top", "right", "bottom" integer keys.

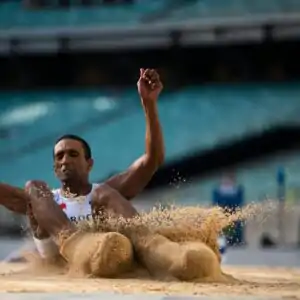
[
  {"left": 91, "top": 184, "right": 138, "bottom": 219},
  {"left": 25, "top": 181, "right": 76, "bottom": 263},
  {"left": 130, "top": 231, "right": 226, "bottom": 281},
  {"left": 91, "top": 184, "right": 221, "bottom": 281},
  {"left": 90, "top": 184, "right": 227, "bottom": 281},
  {"left": 25, "top": 180, "right": 75, "bottom": 241},
  {"left": 26, "top": 181, "right": 133, "bottom": 277}
]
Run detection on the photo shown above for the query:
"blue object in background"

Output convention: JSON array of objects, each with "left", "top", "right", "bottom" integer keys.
[
  {"left": 277, "top": 166, "right": 285, "bottom": 186},
  {"left": 277, "top": 166, "right": 286, "bottom": 203},
  {"left": 276, "top": 166, "right": 286, "bottom": 245},
  {"left": 212, "top": 182, "right": 245, "bottom": 246}
]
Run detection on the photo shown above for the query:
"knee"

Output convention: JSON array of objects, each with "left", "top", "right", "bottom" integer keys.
[
  {"left": 24, "top": 180, "right": 51, "bottom": 199},
  {"left": 91, "top": 183, "right": 116, "bottom": 206},
  {"left": 91, "top": 184, "right": 138, "bottom": 218},
  {"left": 25, "top": 180, "right": 47, "bottom": 190}
]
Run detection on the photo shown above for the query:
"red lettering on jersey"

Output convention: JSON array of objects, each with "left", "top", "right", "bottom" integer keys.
[{"left": 59, "top": 203, "right": 66, "bottom": 210}]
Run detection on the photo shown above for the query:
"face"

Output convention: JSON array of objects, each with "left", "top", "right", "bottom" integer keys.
[{"left": 53, "top": 139, "right": 93, "bottom": 184}]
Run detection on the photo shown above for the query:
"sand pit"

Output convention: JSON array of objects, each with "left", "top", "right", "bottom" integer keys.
[
  {"left": 0, "top": 263, "right": 299, "bottom": 298},
  {"left": 2, "top": 202, "right": 299, "bottom": 298}
]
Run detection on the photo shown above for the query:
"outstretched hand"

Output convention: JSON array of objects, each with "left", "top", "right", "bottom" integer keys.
[{"left": 137, "top": 69, "right": 163, "bottom": 105}]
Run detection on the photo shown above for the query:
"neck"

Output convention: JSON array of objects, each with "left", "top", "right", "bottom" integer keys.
[{"left": 61, "top": 181, "right": 92, "bottom": 196}]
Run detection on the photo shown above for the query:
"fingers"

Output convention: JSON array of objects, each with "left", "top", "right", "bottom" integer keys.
[{"left": 140, "top": 68, "right": 161, "bottom": 90}]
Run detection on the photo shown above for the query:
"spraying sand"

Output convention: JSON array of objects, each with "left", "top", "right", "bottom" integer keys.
[{"left": 72, "top": 201, "right": 274, "bottom": 281}]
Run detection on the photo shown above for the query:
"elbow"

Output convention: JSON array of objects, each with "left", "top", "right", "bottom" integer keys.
[
  {"left": 152, "top": 149, "right": 164, "bottom": 170},
  {"left": 156, "top": 150, "right": 165, "bottom": 167},
  {"left": 145, "top": 146, "right": 165, "bottom": 171},
  {"left": 144, "top": 151, "right": 164, "bottom": 173}
]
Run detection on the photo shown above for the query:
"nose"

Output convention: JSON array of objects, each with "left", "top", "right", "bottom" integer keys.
[{"left": 61, "top": 153, "right": 72, "bottom": 165}]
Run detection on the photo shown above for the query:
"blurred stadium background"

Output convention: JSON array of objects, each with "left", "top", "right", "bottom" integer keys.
[{"left": 1, "top": 0, "right": 300, "bottom": 264}]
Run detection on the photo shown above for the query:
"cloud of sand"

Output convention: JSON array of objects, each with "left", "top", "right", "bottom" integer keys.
[
  {"left": 78, "top": 200, "right": 277, "bottom": 253},
  {"left": 18, "top": 200, "right": 278, "bottom": 281}
]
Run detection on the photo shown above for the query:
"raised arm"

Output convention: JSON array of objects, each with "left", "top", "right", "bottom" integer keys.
[{"left": 105, "top": 69, "right": 165, "bottom": 200}]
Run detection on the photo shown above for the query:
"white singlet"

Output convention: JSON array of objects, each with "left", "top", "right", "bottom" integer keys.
[{"left": 33, "top": 184, "right": 99, "bottom": 259}]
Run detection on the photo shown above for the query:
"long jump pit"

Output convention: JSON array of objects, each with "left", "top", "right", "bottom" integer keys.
[
  {"left": 0, "top": 262, "right": 299, "bottom": 299},
  {"left": 1, "top": 204, "right": 300, "bottom": 299}
]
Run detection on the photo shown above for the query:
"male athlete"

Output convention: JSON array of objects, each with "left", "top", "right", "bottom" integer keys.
[{"left": 0, "top": 69, "right": 223, "bottom": 281}]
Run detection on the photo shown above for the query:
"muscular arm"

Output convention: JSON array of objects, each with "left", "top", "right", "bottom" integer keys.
[
  {"left": 105, "top": 100, "right": 164, "bottom": 200},
  {"left": 0, "top": 183, "right": 29, "bottom": 214}
]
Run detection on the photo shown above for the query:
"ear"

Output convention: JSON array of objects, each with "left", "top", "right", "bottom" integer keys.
[{"left": 87, "top": 158, "right": 94, "bottom": 172}]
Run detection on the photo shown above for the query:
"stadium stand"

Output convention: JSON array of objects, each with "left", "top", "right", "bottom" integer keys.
[
  {"left": 0, "top": 0, "right": 167, "bottom": 29},
  {"left": 0, "top": 0, "right": 300, "bottom": 29},
  {"left": 1, "top": 83, "right": 299, "bottom": 189},
  {"left": 159, "top": 0, "right": 300, "bottom": 22}
]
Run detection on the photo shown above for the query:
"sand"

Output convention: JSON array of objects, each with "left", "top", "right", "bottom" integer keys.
[
  {"left": 0, "top": 263, "right": 300, "bottom": 297},
  {"left": 2, "top": 202, "right": 299, "bottom": 297}
]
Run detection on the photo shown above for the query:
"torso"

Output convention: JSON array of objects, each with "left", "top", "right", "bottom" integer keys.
[{"left": 52, "top": 183, "right": 99, "bottom": 223}]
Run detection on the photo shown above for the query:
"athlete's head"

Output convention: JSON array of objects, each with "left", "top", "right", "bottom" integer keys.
[{"left": 53, "top": 134, "right": 94, "bottom": 184}]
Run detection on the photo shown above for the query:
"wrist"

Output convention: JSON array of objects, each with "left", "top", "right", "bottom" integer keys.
[{"left": 141, "top": 98, "right": 157, "bottom": 111}]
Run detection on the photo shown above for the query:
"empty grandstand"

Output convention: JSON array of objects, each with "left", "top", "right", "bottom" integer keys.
[
  {"left": 1, "top": 0, "right": 300, "bottom": 53},
  {"left": 0, "top": 0, "right": 299, "bottom": 235}
]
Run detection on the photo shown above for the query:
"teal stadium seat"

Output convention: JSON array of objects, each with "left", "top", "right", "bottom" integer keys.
[
  {"left": 1, "top": 83, "right": 300, "bottom": 191},
  {"left": 163, "top": 0, "right": 300, "bottom": 22},
  {"left": 1, "top": 0, "right": 299, "bottom": 29},
  {"left": 0, "top": 0, "right": 167, "bottom": 29}
]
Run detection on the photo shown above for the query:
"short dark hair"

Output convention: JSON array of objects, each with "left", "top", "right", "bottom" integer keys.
[{"left": 54, "top": 134, "right": 92, "bottom": 159}]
